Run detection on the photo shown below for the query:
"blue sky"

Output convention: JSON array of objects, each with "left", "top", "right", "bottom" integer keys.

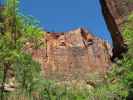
[{"left": 20, "top": 0, "right": 112, "bottom": 43}]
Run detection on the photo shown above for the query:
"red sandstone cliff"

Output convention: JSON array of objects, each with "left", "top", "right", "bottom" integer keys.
[
  {"left": 25, "top": 0, "right": 133, "bottom": 80},
  {"left": 27, "top": 28, "right": 112, "bottom": 80}
]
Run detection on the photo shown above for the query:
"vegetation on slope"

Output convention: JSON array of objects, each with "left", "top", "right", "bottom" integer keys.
[{"left": 0, "top": 0, "right": 46, "bottom": 99}]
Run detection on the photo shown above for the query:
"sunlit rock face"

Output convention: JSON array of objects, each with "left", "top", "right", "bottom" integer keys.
[
  {"left": 26, "top": 0, "right": 133, "bottom": 80},
  {"left": 100, "top": 0, "right": 133, "bottom": 58},
  {"left": 29, "top": 28, "right": 112, "bottom": 80}
]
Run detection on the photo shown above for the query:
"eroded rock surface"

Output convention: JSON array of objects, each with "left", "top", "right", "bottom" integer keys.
[
  {"left": 26, "top": 0, "right": 133, "bottom": 80},
  {"left": 100, "top": 0, "right": 133, "bottom": 58},
  {"left": 102, "top": 0, "right": 133, "bottom": 28},
  {"left": 29, "top": 28, "right": 112, "bottom": 80}
]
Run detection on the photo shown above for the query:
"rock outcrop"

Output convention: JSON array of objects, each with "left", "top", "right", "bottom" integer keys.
[
  {"left": 26, "top": 0, "right": 133, "bottom": 80},
  {"left": 29, "top": 28, "right": 112, "bottom": 80},
  {"left": 100, "top": 0, "right": 133, "bottom": 58}
]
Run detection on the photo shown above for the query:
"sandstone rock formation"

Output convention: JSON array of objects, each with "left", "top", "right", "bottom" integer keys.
[
  {"left": 100, "top": 0, "right": 133, "bottom": 58},
  {"left": 26, "top": 0, "right": 133, "bottom": 80},
  {"left": 29, "top": 28, "right": 112, "bottom": 80}
]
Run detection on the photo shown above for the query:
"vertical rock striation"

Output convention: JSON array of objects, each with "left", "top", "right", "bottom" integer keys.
[{"left": 100, "top": 0, "right": 133, "bottom": 58}]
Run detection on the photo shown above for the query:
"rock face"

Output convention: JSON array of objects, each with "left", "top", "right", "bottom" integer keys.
[
  {"left": 27, "top": 0, "right": 133, "bottom": 80},
  {"left": 100, "top": 0, "right": 133, "bottom": 58},
  {"left": 30, "top": 28, "right": 112, "bottom": 80}
]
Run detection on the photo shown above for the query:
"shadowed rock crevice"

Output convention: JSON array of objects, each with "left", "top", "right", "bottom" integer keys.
[{"left": 100, "top": 0, "right": 133, "bottom": 59}]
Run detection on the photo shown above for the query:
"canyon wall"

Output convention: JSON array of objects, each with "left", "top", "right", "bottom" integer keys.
[
  {"left": 28, "top": 28, "right": 112, "bottom": 80},
  {"left": 100, "top": 0, "right": 133, "bottom": 58},
  {"left": 26, "top": 0, "right": 133, "bottom": 80}
]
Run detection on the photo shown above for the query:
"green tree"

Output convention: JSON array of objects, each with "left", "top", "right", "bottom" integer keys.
[{"left": 0, "top": 0, "right": 45, "bottom": 99}]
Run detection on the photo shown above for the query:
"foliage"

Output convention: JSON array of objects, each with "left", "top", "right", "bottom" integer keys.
[
  {"left": 88, "top": 12, "right": 133, "bottom": 100},
  {"left": 0, "top": 0, "right": 133, "bottom": 100},
  {"left": 128, "top": 0, "right": 133, "bottom": 3},
  {"left": 119, "top": 13, "right": 133, "bottom": 99},
  {"left": 98, "top": 12, "right": 133, "bottom": 100},
  {"left": 0, "top": 0, "right": 46, "bottom": 100},
  {"left": 21, "top": 15, "right": 45, "bottom": 49}
]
